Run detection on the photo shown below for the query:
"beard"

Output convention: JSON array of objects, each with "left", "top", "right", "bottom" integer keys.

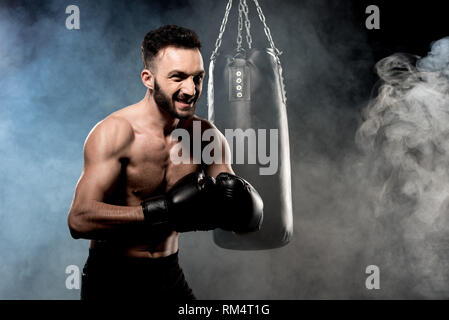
[{"left": 153, "top": 79, "right": 197, "bottom": 120}]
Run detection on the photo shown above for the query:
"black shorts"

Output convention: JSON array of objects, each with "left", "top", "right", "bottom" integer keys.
[{"left": 81, "top": 248, "right": 196, "bottom": 300}]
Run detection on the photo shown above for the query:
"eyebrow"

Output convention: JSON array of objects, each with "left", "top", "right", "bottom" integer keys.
[{"left": 168, "top": 70, "right": 205, "bottom": 77}]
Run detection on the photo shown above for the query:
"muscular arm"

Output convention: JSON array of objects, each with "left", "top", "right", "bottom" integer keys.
[
  {"left": 201, "top": 120, "right": 263, "bottom": 234},
  {"left": 68, "top": 116, "right": 145, "bottom": 240},
  {"left": 202, "top": 121, "right": 234, "bottom": 178}
]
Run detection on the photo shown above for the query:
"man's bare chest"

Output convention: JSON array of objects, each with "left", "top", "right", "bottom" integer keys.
[{"left": 123, "top": 133, "right": 201, "bottom": 201}]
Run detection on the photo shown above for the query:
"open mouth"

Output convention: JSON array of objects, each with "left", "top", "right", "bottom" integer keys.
[{"left": 175, "top": 100, "right": 194, "bottom": 108}]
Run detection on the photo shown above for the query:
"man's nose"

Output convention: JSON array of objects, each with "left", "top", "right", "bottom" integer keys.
[{"left": 180, "top": 77, "right": 196, "bottom": 96}]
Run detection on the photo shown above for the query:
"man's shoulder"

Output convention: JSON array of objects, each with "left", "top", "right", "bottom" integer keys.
[
  {"left": 84, "top": 112, "right": 135, "bottom": 157},
  {"left": 93, "top": 113, "right": 134, "bottom": 138},
  {"left": 191, "top": 115, "right": 218, "bottom": 132},
  {"left": 189, "top": 116, "right": 228, "bottom": 148}
]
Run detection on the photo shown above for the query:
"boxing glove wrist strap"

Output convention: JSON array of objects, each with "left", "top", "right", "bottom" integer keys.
[{"left": 141, "top": 196, "right": 170, "bottom": 227}]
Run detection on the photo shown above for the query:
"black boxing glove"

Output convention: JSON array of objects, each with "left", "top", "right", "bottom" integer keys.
[
  {"left": 214, "top": 172, "right": 264, "bottom": 232},
  {"left": 141, "top": 171, "right": 219, "bottom": 232}
]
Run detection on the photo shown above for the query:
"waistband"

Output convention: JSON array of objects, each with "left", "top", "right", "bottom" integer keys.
[{"left": 86, "top": 247, "right": 179, "bottom": 266}]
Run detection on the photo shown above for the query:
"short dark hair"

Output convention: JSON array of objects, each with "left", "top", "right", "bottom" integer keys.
[{"left": 141, "top": 25, "right": 202, "bottom": 70}]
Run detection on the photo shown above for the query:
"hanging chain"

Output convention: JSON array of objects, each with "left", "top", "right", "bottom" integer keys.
[
  {"left": 253, "top": 0, "right": 282, "bottom": 56},
  {"left": 211, "top": 0, "right": 281, "bottom": 59},
  {"left": 242, "top": 0, "right": 252, "bottom": 49},
  {"left": 237, "top": 0, "right": 252, "bottom": 51},
  {"left": 210, "top": 0, "right": 233, "bottom": 61},
  {"left": 236, "top": 0, "right": 244, "bottom": 51}
]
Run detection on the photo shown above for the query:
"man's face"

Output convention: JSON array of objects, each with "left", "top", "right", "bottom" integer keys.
[{"left": 152, "top": 46, "right": 204, "bottom": 120}]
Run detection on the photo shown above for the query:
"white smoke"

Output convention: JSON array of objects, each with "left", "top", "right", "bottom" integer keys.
[{"left": 356, "top": 37, "right": 449, "bottom": 296}]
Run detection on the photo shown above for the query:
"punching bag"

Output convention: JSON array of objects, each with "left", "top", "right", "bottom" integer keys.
[{"left": 208, "top": 0, "right": 293, "bottom": 249}]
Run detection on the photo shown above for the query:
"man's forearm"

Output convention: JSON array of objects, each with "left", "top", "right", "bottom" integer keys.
[{"left": 68, "top": 200, "right": 148, "bottom": 240}]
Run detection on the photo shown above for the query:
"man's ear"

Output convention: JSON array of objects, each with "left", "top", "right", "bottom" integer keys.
[{"left": 141, "top": 68, "right": 155, "bottom": 91}]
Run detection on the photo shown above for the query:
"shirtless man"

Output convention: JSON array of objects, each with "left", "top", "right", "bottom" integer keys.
[{"left": 67, "top": 25, "right": 263, "bottom": 300}]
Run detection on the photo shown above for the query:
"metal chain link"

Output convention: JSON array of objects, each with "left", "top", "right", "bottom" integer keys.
[
  {"left": 210, "top": 0, "right": 233, "bottom": 61},
  {"left": 211, "top": 0, "right": 280, "bottom": 59},
  {"left": 242, "top": 0, "right": 252, "bottom": 49},
  {"left": 253, "top": 0, "right": 282, "bottom": 56},
  {"left": 236, "top": 0, "right": 243, "bottom": 51}
]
